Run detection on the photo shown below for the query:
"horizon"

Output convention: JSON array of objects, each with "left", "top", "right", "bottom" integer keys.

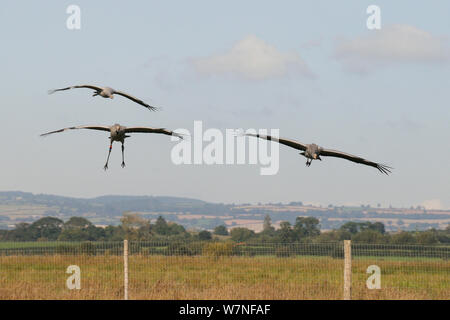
[
  {"left": 1, "top": 189, "right": 448, "bottom": 211},
  {"left": 2, "top": 189, "right": 448, "bottom": 233}
]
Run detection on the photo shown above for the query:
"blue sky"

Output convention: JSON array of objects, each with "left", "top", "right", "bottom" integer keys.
[{"left": 0, "top": 1, "right": 449, "bottom": 209}]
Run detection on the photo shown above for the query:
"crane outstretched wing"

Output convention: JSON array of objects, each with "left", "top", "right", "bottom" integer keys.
[
  {"left": 320, "top": 148, "right": 392, "bottom": 175},
  {"left": 48, "top": 85, "right": 103, "bottom": 94},
  {"left": 124, "top": 127, "right": 183, "bottom": 139},
  {"left": 40, "top": 125, "right": 111, "bottom": 137},
  {"left": 245, "top": 133, "right": 307, "bottom": 151},
  {"left": 112, "top": 90, "right": 158, "bottom": 111}
]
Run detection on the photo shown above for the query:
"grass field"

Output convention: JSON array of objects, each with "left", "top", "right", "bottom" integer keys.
[
  {"left": 0, "top": 242, "right": 78, "bottom": 249},
  {"left": 0, "top": 253, "right": 448, "bottom": 299}
]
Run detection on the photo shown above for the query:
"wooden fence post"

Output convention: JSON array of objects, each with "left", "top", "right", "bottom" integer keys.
[
  {"left": 124, "top": 239, "right": 129, "bottom": 300},
  {"left": 343, "top": 240, "right": 352, "bottom": 300}
]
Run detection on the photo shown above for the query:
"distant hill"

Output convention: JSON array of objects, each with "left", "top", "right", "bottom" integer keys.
[
  {"left": 0, "top": 191, "right": 449, "bottom": 232},
  {"left": 0, "top": 191, "right": 209, "bottom": 215}
]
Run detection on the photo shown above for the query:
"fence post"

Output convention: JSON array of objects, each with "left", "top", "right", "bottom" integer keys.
[
  {"left": 124, "top": 239, "right": 129, "bottom": 300},
  {"left": 343, "top": 240, "right": 352, "bottom": 300}
]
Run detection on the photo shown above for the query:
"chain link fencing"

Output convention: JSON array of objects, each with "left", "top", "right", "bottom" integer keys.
[
  {"left": 0, "top": 241, "right": 448, "bottom": 299},
  {"left": 350, "top": 243, "right": 449, "bottom": 299}
]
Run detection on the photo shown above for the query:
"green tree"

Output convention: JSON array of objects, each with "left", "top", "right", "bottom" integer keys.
[
  {"left": 121, "top": 213, "right": 150, "bottom": 240},
  {"left": 340, "top": 221, "right": 385, "bottom": 235},
  {"left": 436, "top": 227, "right": 450, "bottom": 244},
  {"left": 278, "top": 221, "right": 295, "bottom": 243},
  {"left": 263, "top": 215, "right": 275, "bottom": 233},
  {"left": 64, "top": 217, "right": 93, "bottom": 229},
  {"left": 58, "top": 228, "right": 84, "bottom": 241},
  {"left": 213, "top": 225, "right": 229, "bottom": 236},
  {"left": 58, "top": 217, "right": 105, "bottom": 241},
  {"left": 104, "top": 225, "right": 125, "bottom": 241},
  {"left": 340, "top": 222, "right": 359, "bottom": 234},
  {"left": 198, "top": 230, "right": 212, "bottom": 240},
  {"left": 29, "top": 217, "right": 64, "bottom": 240},
  {"left": 58, "top": 224, "right": 106, "bottom": 241},
  {"left": 166, "top": 222, "right": 187, "bottom": 236},
  {"left": 230, "top": 227, "right": 255, "bottom": 242},
  {"left": 294, "top": 217, "right": 320, "bottom": 238},
  {"left": 6, "top": 223, "right": 33, "bottom": 241},
  {"left": 416, "top": 230, "right": 438, "bottom": 244},
  {"left": 316, "top": 229, "right": 351, "bottom": 242},
  {"left": 369, "top": 222, "right": 385, "bottom": 234},
  {"left": 390, "top": 231, "right": 416, "bottom": 244},
  {"left": 154, "top": 216, "right": 169, "bottom": 235},
  {"left": 352, "top": 230, "right": 386, "bottom": 243}
]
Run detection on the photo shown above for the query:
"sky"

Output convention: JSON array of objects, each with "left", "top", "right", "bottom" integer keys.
[{"left": 0, "top": 1, "right": 449, "bottom": 209}]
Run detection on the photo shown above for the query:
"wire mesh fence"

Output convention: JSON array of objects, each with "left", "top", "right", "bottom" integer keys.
[
  {"left": 351, "top": 244, "right": 449, "bottom": 299},
  {"left": 0, "top": 241, "right": 448, "bottom": 299},
  {"left": 0, "top": 242, "right": 124, "bottom": 299},
  {"left": 128, "top": 241, "right": 344, "bottom": 299}
]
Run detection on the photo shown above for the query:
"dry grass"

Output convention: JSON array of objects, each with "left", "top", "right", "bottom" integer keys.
[{"left": 0, "top": 254, "right": 448, "bottom": 300}]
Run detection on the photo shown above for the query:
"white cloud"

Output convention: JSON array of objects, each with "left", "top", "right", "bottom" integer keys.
[
  {"left": 192, "top": 35, "right": 313, "bottom": 80},
  {"left": 335, "top": 24, "right": 450, "bottom": 73},
  {"left": 421, "top": 199, "right": 444, "bottom": 210}
]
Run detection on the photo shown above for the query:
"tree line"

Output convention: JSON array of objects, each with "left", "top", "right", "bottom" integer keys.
[{"left": 0, "top": 213, "right": 449, "bottom": 245}]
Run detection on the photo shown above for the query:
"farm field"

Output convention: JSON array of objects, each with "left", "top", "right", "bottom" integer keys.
[{"left": 1, "top": 252, "right": 448, "bottom": 299}]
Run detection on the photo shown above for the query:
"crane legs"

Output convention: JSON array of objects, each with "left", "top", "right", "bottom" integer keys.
[
  {"left": 103, "top": 141, "right": 126, "bottom": 170},
  {"left": 305, "top": 157, "right": 321, "bottom": 167},
  {"left": 104, "top": 142, "right": 113, "bottom": 170},
  {"left": 121, "top": 143, "right": 125, "bottom": 168}
]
